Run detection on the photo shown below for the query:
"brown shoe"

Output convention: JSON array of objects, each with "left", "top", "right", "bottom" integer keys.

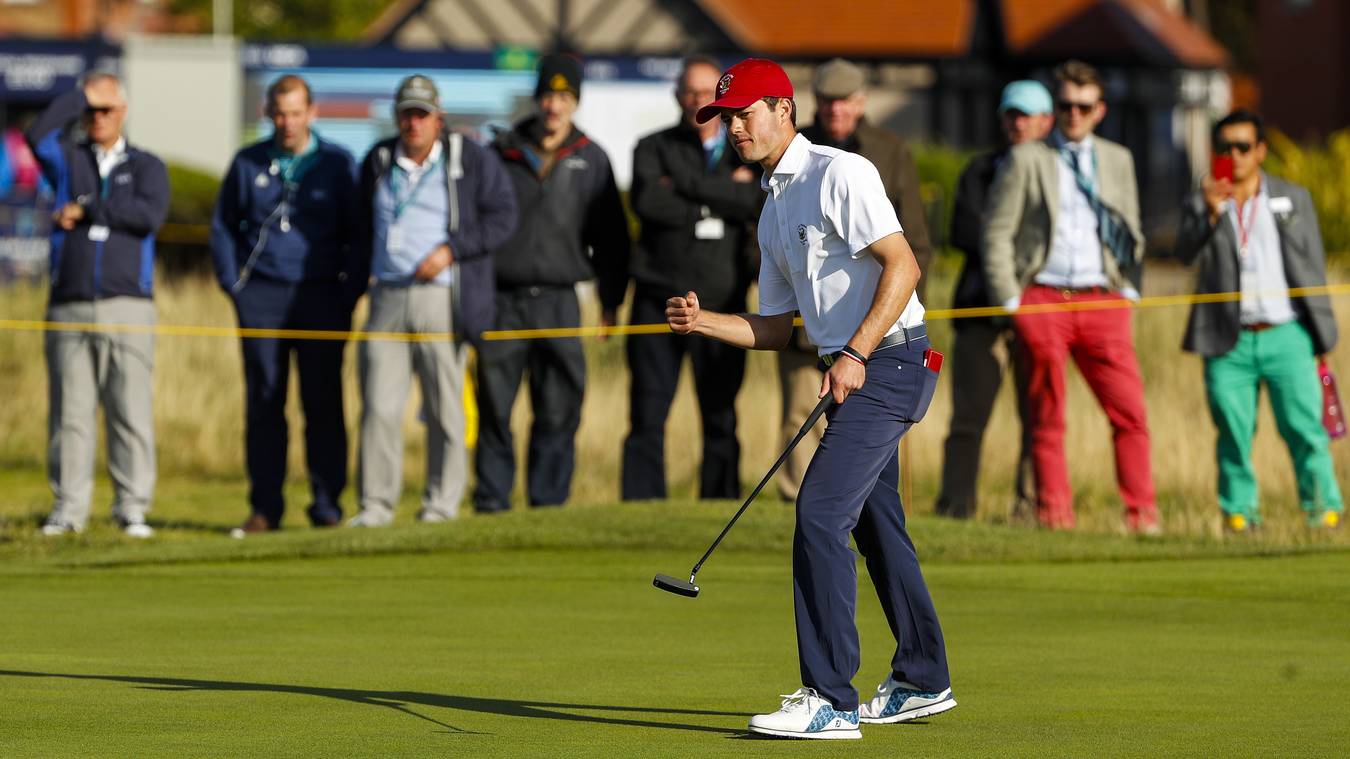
[{"left": 229, "top": 513, "right": 275, "bottom": 539}]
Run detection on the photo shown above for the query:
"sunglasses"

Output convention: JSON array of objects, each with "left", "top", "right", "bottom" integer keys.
[
  {"left": 1215, "top": 141, "right": 1255, "bottom": 155},
  {"left": 84, "top": 106, "right": 114, "bottom": 117},
  {"left": 1055, "top": 100, "right": 1098, "bottom": 115}
]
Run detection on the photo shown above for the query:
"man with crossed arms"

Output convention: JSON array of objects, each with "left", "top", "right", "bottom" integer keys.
[{"left": 666, "top": 58, "right": 953, "bottom": 741}]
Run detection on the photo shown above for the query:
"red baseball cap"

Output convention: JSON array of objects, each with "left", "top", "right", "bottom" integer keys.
[{"left": 695, "top": 58, "right": 794, "bottom": 124}]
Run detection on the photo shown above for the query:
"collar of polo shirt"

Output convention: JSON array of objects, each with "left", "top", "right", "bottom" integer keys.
[{"left": 761, "top": 133, "right": 812, "bottom": 191}]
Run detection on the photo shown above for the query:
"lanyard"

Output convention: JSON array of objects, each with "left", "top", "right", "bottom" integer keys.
[
  {"left": 391, "top": 158, "right": 440, "bottom": 220},
  {"left": 1233, "top": 195, "right": 1258, "bottom": 260},
  {"left": 704, "top": 137, "right": 725, "bottom": 173}
]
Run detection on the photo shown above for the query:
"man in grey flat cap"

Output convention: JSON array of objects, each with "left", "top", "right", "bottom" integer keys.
[{"left": 776, "top": 57, "right": 934, "bottom": 501}]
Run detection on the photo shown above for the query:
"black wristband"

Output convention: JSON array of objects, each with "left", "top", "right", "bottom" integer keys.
[{"left": 840, "top": 346, "right": 868, "bottom": 365}]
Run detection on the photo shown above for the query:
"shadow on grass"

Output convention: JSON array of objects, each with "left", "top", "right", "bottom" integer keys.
[{"left": 0, "top": 670, "right": 746, "bottom": 736}]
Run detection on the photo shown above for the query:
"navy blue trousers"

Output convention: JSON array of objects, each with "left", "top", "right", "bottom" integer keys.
[
  {"left": 233, "top": 277, "right": 350, "bottom": 527},
  {"left": 794, "top": 337, "right": 950, "bottom": 711}
]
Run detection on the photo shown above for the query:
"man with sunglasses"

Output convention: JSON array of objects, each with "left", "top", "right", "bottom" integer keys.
[
  {"left": 982, "top": 60, "right": 1158, "bottom": 533},
  {"left": 25, "top": 71, "right": 169, "bottom": 537},
  {"left": 1175, "top": 110, "right": 1341, "bottom": 532}
]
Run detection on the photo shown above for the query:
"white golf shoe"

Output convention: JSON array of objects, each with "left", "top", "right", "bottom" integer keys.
[
  {"left": 858, "top": 675, "right": 956, "bottom": 724},
  {"left": 747, "top": 688, "right": 861, "bottom": 740}
]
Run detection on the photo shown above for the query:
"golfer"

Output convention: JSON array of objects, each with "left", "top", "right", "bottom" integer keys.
[{"left": 666, "top": 58, "right": 954, "bottom": 740}]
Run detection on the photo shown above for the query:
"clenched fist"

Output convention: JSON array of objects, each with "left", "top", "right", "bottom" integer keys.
[{"left": 666, "top": 291, "right": 701, "bottom": 335}]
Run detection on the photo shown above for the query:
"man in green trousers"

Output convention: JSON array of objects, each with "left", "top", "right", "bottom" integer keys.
[{"left": 1175, "top": 110, "right": 1342, "bottom": 532}]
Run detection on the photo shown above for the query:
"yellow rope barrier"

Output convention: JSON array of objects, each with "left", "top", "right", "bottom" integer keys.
[{"left": 1, "top": 284, "right": 1347, "bottom": 343}]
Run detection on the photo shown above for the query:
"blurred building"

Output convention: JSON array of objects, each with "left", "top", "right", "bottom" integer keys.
[
  {"left": 367, "top": 0, "right": 1230, "bottom": 249},
  {"left": 1254, "top": 0, "right": 1350, "bottom": 141},
  {"left": 0, "top": 0, "right": 176, "bottom": 39}
]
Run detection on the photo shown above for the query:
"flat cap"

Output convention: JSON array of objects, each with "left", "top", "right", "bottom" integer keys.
[{"left": 813, "top": 58, "right": 865, "bottom": 99}]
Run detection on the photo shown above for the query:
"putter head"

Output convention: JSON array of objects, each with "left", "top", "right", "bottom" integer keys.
[{"left": 652, "top": 573, "right": 700, "bottom": 598}]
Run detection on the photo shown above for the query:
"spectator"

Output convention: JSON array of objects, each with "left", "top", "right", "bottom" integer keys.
[
  {"left": 347, "top": 75, "right": 518, "bottom": 526},
  {"left": 474, "top": 54, "right": 630, "bottom": 513},
  {"left": 934, "top": 81, "right": 1052, "bottom": 520},
  {"left": 210, "top": 75, "right": 360, "bottom": 535},
  {"left": 982, "top": 60, "right": 1157, "bottom": 533},
  {"left": 621, "top": 55, "right": 762, "bottom": 501},
  {"left": 1175, "top": 110, "right": 1342, "bottom": 532},
  {"left": 25, "top": 72, "right": 169, "bottom": 537},
  {"left": 777, "top": 57, "right": 934, "bottom": 501}
]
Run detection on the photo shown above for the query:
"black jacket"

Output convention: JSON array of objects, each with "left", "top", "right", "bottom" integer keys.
[
  {"left": 629, "top": 123, "right": 761, "bottom": 309},
  {"left": 25, "top": 89, "right": 169, "bottom": 303},
  {"left": 949, "top": 148, "right": 1006, "bottom": 317},
  {"left": 355, "top": 132, "right": 519, "bottom": 345},
  {"left": 491, "top": 118, "right": 630, "bottom": 311}
]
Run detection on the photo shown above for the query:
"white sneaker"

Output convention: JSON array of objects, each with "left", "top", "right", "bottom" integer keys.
[
  {"left": 41, "top": 521, "right": 79, "bottom": 536},
  {"left": 747, "top": 688, "right": 861, "bottom": 740},
  {"left": 859, "top": 675, "right": 956, "bottom": 724},
  {"left": 121, "top": 518, "right": 154, "bottom": 539},
  {"left": 346, "top": 511, "right": 391, "bottom": 528}
]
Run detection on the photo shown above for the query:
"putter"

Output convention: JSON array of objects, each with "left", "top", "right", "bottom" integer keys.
[{"left": 653, "top": 393, "right": 835, "bottom": 598}]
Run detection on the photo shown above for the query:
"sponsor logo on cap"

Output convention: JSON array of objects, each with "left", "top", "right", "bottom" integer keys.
[
  {"left": 717, "top": 73, "right": 733, "bottom": 97},
  {"left": 550, "top": 73, "right": 571, "bottom": 92}
]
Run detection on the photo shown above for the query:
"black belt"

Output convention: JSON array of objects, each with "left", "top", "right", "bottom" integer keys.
[{"left": 819, "top": 324, "right": 926, "bottom": 367}]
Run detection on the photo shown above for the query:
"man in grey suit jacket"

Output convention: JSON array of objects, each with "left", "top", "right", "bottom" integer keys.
[
  {"left": 982, "top": 60, "right": 1158, "bottom": 533},
  {"left": 1175, "top": 110, "right": 1341, "bottom": 532}
]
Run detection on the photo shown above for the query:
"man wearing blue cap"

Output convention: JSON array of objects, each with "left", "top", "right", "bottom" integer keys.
[{"left": 935, "top": 80, "right": 1052, "bottom": 520}]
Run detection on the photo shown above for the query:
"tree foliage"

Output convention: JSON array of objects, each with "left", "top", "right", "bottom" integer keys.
[{"left": 169, "top": 0, "right": 390, "bottom": 42}]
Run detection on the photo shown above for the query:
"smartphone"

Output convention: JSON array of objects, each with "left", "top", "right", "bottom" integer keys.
[{"left": 1212, "top": 155, "right": 1234, "bottom": 182}]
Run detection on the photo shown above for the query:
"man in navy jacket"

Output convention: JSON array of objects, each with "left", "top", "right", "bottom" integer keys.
[
  {"left": 210, "top": 75, "right": 360, "bottom": 534},
  {"left": 26, "top": 72, "right": 169, "bottom": 537},
  {"left": 346, "top": 75, "right": 518, "bottom": 526}
]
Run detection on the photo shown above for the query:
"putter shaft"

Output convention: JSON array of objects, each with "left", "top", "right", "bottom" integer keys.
[{"left": 686, "top": 394, "right": 834, "bottom": 581}]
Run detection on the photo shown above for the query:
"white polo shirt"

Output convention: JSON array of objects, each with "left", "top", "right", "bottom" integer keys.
[{"left": 756, "top": 133, "right": 924, "bottom": 356}]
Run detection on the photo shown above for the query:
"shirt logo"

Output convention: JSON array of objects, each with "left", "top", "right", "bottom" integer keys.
[
  {"left": 797, "top": 224, "right": 808, "bottom": 246},
  {"left": 562, "top": 156, "right": 588, "bottom": 171},
  {"left": 115, "top": 174, "right": 132, "bottom": 185},
  {"left": 717, "top": 74, "right": 733, "bottom": 98}
]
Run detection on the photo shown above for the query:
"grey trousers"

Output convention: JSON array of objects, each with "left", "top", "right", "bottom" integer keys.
[
  {"left": 356, "top": 282, "right": 468, "bottom": 523},
  {"left": 45, "top": 297, "right": 156, "bottom": 529}
]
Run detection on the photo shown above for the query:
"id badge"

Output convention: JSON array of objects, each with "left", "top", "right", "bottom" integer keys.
[
  {"left": 693, "top": 216, "right": 725, "bottom": 240},
  {"left": 87, "top": 225, "right": 110, "bottom": 242},
  {"left": 386, "top": 224, "right": 405, "bottom": 252}
]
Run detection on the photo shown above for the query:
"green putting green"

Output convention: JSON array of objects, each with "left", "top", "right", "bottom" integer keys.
[{"left": 2, "top": 510, "right": 1348, "bottom": 757}]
